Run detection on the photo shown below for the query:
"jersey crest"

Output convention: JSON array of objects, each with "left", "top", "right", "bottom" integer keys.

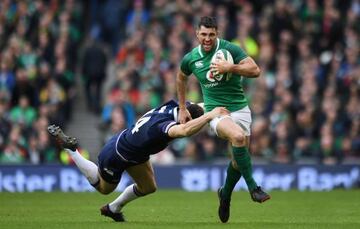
[{"left": 206, "top": 70, "right": 223, "bottom": 82}]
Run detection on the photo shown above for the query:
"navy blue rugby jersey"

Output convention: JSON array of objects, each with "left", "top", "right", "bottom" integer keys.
[{"left": 115, "top": 100, "right": 186, "bottom": 161}]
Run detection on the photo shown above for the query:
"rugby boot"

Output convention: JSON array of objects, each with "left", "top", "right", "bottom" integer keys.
[
  {"left": 47, "top": 124, "right": 78, "bottom": 151},
  {"left": 100, "top": 204, "right": 125, "bottom": 222},
  {"left": 250, "top": 186, "right": 270, "bottom": 203},
  {"left": 217, "top": 187, "right": 230, "bottom": 223}
]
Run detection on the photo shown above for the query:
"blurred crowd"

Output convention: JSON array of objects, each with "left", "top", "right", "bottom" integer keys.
[
  {"left": 0, "top": 0, "right": 84, "bottom": 164},
  {"left": 0, "top": 0, "right": 359, "bottom": 165}
]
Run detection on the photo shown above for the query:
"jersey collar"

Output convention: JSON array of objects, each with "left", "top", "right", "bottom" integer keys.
[{"left": 198, "top": 38, "right": 220, "bottom": 57}]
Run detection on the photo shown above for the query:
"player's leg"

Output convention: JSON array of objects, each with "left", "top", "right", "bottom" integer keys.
[
  {"left": 97, "top": 140, "right": 140, "bottom": 222},
  {"left": 99, "top": 174, "right": 126, "bottom": 222},
  {"left": 216, "top": 118, "right": 257, "bottom": 191},
  {"left": 212, "top": 117, "right": 246, "bottom": 222},
  {"left": 126, "top": 160, "right": 157, "bottom": 195},
  {"left": 222, "top": 150, "right": 243, "bottom": 200},
  {"left": 47, "top": 125, "right": 99, "bottom": 186},
  {"left": 107, "top": 160, "right": 156, "bottom": 214},
  {"left": 48, "top": 124, "right": 123, "bottom": 195},
  {"left": 217, "top": 159, "right": 242, "bottom": 223},
  {"left": 216, "top": 116, "right": 270, "bottom": 203},
  {"left": 98, "top": 169, "right": 126, "bottom": 222},
  {"left": 49, "top": 124, "right": 126, "bottom": 222}
]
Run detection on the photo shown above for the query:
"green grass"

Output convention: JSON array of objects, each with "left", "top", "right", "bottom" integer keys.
[{"left": 1, "top": 190, "right": 360, "bottom": 229}]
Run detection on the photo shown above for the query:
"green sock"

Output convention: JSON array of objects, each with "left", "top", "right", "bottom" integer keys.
[
  {"left": 232, "top": 146, "right": 257, "bottom": 191},
  {"left": 222, "top": 162, "right": 242, "bottom": 200}
]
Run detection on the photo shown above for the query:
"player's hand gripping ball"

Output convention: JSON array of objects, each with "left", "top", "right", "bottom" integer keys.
[{"left": 210, "top": 49, "right": 234, "bottom": 81}]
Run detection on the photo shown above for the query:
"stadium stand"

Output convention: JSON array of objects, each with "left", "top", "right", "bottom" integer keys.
[{"left": 0, "top": 0, "right": 359, "bottom": 165}]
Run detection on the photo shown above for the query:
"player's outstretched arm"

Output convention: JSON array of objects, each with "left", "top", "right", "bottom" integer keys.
[{"left": 168, "top": 107, "right": 230, "bottom": 138}]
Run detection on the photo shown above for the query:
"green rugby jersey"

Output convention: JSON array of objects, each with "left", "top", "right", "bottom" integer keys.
[{"left": 180, "top": 38, "right": 249, "bottom": 112}]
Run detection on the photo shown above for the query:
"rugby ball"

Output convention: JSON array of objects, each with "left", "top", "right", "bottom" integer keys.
[{"left": 210, "top": 49, "right": 233, "bottom": 81}]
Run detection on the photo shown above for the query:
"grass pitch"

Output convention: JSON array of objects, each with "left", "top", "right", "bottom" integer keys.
[{"left": 1, "top": 190, "right": 359, "bottom": 229}]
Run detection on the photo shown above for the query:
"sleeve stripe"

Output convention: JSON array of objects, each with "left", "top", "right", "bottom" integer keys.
[{"left": 165, "top": 121, "right": 177, "bottom": 133}]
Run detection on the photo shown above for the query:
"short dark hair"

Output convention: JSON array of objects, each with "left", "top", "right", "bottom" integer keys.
[
  {"left": 186, "top": 104, "right": 204, "bottom": 119},
  {"left": 198, "top": 16, "right": 217, "bottom": 30}
]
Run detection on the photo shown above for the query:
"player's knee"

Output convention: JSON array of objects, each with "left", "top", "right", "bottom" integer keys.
[
  {"left": 137, "top": 183, "right": 157, "bottom": 195},
  {"left": 96, "top": 183, "right": 116, "bottom": 195},
  {"left": 144, "top": 184, "right": 157, "bottom": 195},
  {"left": 231, "top": 133, "right": 246, "bottom": 146},
  {"left": 145, "top": 185, "right": 157, "bottom": 195},
  {"left": 98, "top": 188, "right": 112, "bottom": 195},
  {"left": 231, "top": 160, "right": 240, "bottom": 170}
]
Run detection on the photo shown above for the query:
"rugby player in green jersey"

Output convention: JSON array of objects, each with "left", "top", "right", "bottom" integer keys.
[{"left": 176, "top": 16, "right": 270, "bottom": 223}]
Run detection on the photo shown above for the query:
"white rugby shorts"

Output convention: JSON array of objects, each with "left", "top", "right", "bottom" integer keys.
[{"left": 209, "top": 105, "right": 252, "bottom": 136}]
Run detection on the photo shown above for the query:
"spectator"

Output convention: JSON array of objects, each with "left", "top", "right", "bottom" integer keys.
[
  {"left": 0, "top": 125, "right": 27, "bottom": 164},
  {"left": 125, "top": 0, "right": 150, "bottom": 37},
  {"left": 101, "top": 86, "right": 135, "bottom": 129},
  {"left": 0, "top": 93, "right": 11, "bottom": 153},
  {"left": 81, "top": 37, "right": 108, "bottom": 114},
  {"left": 37, "top": 129, "right": 58, "bottom": 163},
  {"left": 9, "top": 95, "right": 37, "bottom": 128},
  {"left": 100, "top": 105, "right": 127, "bottom": 145},
  {"left": 0, "top": 59, "right": 16, "bottom": 94}
]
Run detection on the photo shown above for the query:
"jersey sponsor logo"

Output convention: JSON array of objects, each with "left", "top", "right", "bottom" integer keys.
[
  {"left": 204, "top": 82, "right": 219, "bottom": 88},
  {"left": 195, "top": 61, "right": 204, "bottom": 68}
]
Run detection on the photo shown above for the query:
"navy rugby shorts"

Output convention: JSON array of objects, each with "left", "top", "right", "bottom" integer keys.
[{"left": 97, "top": 134, "right": 138, "bottom": 184}]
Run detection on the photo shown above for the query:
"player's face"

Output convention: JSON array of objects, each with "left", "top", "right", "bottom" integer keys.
[{"left": 196, "top": 26, "right": 218, "bottom": 52}]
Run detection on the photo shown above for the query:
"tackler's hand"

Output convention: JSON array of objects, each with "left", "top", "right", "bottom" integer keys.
[{"left": 207, "top": 107, "right": 230, "bottom": 119}]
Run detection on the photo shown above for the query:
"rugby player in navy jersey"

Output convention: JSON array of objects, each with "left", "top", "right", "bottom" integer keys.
[{"left": 48, "top": 100, "right": 229, "bottom": 222}]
